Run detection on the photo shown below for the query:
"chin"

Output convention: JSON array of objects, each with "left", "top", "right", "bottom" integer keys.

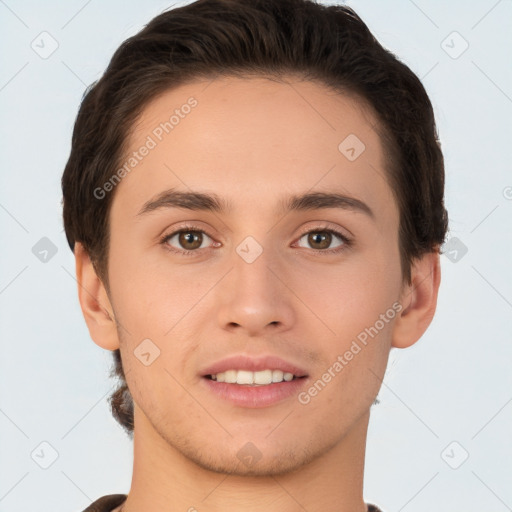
[{"left": 184, "top": 444, "right": 314, "bottom": 477}]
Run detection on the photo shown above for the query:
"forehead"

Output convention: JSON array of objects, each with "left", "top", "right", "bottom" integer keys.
[{"left": 111, "top": 75, "right": 396, "bottom": 223}]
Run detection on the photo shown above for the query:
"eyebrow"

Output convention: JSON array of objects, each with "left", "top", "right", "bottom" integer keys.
[{"left": 136, "top": 188, "right": 374, "bottom": 219}]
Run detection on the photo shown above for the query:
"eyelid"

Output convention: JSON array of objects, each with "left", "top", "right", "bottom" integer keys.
[
  {"left": 160, "top": 223, "right": 218, "bottom": 254},
  {"left": 295, "top": 221, "right": 351, "bottom": 240},
  {"left": 160, "top": 221, "right": 353, "bottom": 255},
  {"left": 292, "top": 223, "right": 352, "bottom": 253}
]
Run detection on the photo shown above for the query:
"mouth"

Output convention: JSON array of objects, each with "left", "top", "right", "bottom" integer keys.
[
  {"left": 205, "top": 369, "right": 307, "bottom": 386},
  {"left": 199, "top": 355, "right": 309, "bottom": 408}
]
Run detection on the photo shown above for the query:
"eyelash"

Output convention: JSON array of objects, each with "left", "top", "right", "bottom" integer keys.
[{"left": 159, "top": 224, "right": 352, "bottom": 257}]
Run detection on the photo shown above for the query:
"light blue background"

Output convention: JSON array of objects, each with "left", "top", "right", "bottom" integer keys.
[{"left": 1, "top": 1, "right": 511, "bottom": 511}]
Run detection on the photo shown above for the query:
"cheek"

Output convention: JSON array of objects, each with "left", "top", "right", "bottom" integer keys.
[
  {"left": 297, "top": 306, "right": 394, "bottom": 424},
  {"left": 293, "top": 250, "right": 400, "bottom": 388},
  {"left": 293, "top": 247, "right": 402, "bottom": 328},
  {"left": 108, "top": 242, "right": 200, "bottom": 332}
]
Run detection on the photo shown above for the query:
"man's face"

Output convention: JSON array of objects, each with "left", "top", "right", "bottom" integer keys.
[{"left": 106, "top": 75, "right": 403, "bottom": 475}]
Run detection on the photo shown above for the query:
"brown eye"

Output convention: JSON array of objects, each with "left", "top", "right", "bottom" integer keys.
[
  {"left": 162, "top": 228, "right": 214, "bottom": 253},
  {"left": 178, "top": 231, "right": 203, "bottom": 250},
  {"left": 297, "top": 229, "right": 347, "bottom": 251},
  {"left": 307, "top": 232, "right": 332, "bottom": 250}
]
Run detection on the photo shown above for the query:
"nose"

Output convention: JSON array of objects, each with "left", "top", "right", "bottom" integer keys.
[{"left": 215, "top": 247, "right": 296, "bottom": 337}]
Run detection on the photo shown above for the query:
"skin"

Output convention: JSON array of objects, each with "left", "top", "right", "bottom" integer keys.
[{"left": 75, "top": 75, "right": 441, "bottom": 512}]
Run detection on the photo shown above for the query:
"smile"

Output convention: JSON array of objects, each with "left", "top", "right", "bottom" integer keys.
[{"left": 208, "top": 369, "right": 300, "bottom": 385}]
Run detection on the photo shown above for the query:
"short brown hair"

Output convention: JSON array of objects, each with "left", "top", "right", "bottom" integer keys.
[{"left": 61, "top": 0, "right": 449, "bottom": 437}]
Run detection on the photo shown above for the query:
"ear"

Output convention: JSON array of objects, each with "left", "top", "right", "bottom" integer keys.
[
  {"left": 392, "top": 251, "right": 441, "bottom": 348},
  {"left": 74, "top": 242, "right": 120, "bottom": 351}
]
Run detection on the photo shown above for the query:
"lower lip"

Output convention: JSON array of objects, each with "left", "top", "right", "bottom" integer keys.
[{"left": 201, "top": 376, "right": 308, "bottom": 408}]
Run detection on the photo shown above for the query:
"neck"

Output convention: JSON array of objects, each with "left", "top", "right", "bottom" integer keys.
[{"left": 119, "top": 406, "right": 370, "bottom": 512}]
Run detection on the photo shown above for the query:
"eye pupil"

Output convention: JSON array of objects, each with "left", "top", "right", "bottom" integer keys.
[
  {"left": 309, "top": 232, "right": 331, "bottom": 249},
  {"left": 179, "top": 231, "right": 202, "bottom": 250}
]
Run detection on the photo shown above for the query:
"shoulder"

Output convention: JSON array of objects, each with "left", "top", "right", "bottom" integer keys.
[{"left": 80, "top": 494, "right": 127, "bottom": 512}]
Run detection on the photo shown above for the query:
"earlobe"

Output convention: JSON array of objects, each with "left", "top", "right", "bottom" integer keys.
[
  {"left": 74, "top": 242, "right": 120, "bottom": 351},
  {"left": 391, "top": 251, "right": 441, "bottom": 349}
]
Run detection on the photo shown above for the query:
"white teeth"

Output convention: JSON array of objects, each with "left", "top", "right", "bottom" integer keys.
[
  {"left": 236, "top": 370, "right": 254, "bottom": 385},
  {"left": 254, "top": 369, "right": 272, "bottom": 385},
  {"left": 272, "top": 369, "right": 284, "bottom": 382},
  {"left": 224, "top": 370, "right": 237, "bottom": 383},
  {"left": 210, "top": 369, "right": 297, "bottom": 385}
]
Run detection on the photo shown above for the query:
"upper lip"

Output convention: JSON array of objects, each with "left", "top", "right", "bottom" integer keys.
[{"left": 200, "top": 354, "right": 308, "bottom": 378}]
